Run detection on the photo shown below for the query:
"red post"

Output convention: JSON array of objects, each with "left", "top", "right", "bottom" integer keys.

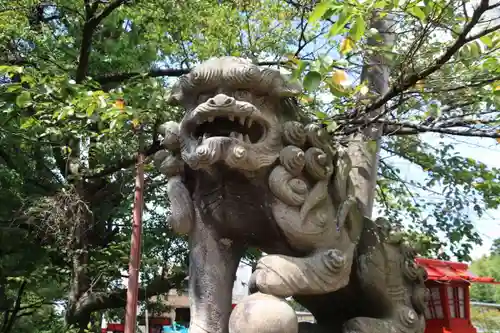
[
  {"left": 464, "top": 284, "right": 471, "bottom": 320},
  {"left": 124, "top": 152, "right": 145, "bottom": 333}
]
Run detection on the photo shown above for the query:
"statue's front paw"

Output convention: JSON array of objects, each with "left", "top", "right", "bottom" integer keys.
[
  {"left": 251, "top": 247, "right": 355, "bottom": 297},
  {"left": 250, "top": 258, "right": 295, "bottom": 297}
]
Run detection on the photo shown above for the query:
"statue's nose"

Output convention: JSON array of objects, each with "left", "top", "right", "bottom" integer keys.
[{"left": 207, "top": 94, "right": 235, "bottom": 107}]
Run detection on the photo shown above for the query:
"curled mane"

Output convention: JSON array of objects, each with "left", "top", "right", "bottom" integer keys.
[{"left": 167, "top": 57, "right": 302, "bottom": 106}]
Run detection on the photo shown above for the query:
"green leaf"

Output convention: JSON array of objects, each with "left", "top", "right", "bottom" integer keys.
[
  {"left": 86, "top": 103, "right": 97, "bottom": 117},
  {"left": 493, "top": 85, "right": 500, "bottom": 96},
  {"left": 0, "top": 65, "right": 23, "bottom": 74},
  {"left": 409, "top": 6, "right": 426, "bottom": 21},
  {"left": 374, "top": 0, "right": 388, "bottom": 9},
  {"left": 480, "top": 35, "right": 493, "bottom": 48},
  {"left": 350, "top": 16, "right": 366, "bottom": 41},
  {"left": 326, "top": 121, "right": 338, "bottom": 132},
  {"left": 303, "top": 71, "right": 322, "bottom": 92},
  {"left": 292, "top": 59, "right": 309, "bottom": 79},
  {"left": 315, "top": 111, "right": 328, "bottom": 119},
  {"left": 15, "top": 91, "right": 32, "bottom": 108},
  {"left": 309, "top": 1, "right": 331, "bottom": 24},
  {"left": 20, "top": 117, "right": 36, "bottom": 129},
  {"left": 6, "top": 84, "right": 22, "bottom": 92},
  {"left": 21, "top": 75, "right": 35, "bottom": 85},
  {"left": 469, "top": 41, "right": 481, "bottom": 58},
  {"left": 328, "top": 10, "right": 352, "bottom": 37},
  {"left": 328, "top": 83, "right": 349, "bottom": 97}
]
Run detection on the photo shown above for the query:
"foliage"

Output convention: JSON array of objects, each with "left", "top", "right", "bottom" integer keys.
[
  {"left": 491, "top": 238, "right": 500, "bottom": 256},
  {"left": 295, "top": 0, "right": 500, "bottom": 260},
  {"left": 0, "top": 0, "right": 499, "bottom": 330},
  {"left": 287, "top": 298, "right": 309, "bottom": 312},
  {"left": 471, "top": 306, "right": 500, "bottom": 333},
  {"left": 470, "top": 239, "right": 500, "bottom": 304},
  {"left": 0, "top": 0, "right": 301, "bottom": 330}
]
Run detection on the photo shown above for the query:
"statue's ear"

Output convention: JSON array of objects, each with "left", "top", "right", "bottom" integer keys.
[
  {"left": 167, "top": 84, "right": 183, "bottom": 106},
  {"left": 281, "top": 78, "right": 303, "bottom": 97},
  {"left": 167, "top": 75, "right": 191, "bottom": 106},
  {"left": 262, "top": 69, "right": 302, "bottom": 97}
]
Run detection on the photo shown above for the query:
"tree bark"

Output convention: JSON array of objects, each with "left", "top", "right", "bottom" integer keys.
[
  {"left": 347, "top": 12, "right": 396, "bottom": 218},
  {"left": 1, "top": 280, "right": 27, "bottom": 333},
  {"left": 67, "top": 273, "right": 186, "bottom": 324}
]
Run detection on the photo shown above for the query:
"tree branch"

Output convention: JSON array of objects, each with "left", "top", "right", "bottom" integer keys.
[
  {"left": 95, "top": 68, "right": 189, "bottom": 85},
  {"left": 357, "top": 0, "right": 496, "bottom": 119},
  {"left": 75, "top": 0, "right": 126, "bottom": 83},
  {"left": 92, "top": 0, "right": 126, "bottom": 24},
  {"left": 83, "top": 141, "right": 162, "bottom": 178},
  {"left": 403, "top": 75, "right": 500, "bottom": 95},
  {"left": 465, "top": 22, "right": 500, "bottom": 43},
  {"left": 73, "top": 272, "right": 186, "bottom": 317},
  {"left": 378, "top": 119, "right": 500, "bottom": 138},
  {"left": 94, "top": 61, "right": 290, "bottom": 85}
]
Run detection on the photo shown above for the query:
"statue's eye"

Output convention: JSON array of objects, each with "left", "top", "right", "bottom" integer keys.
[
  {"left": 198, "top": 93, "right": 213, "bottom": 103},
  {"left": 233, "top": 90, "right": 250, "bottom": 100}
]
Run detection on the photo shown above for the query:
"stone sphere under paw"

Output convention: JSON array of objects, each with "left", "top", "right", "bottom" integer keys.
[{"left": 229, "top": 292, "right": 298, "bottom": 333}]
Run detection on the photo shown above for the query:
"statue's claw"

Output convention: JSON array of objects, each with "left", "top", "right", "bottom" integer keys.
[
  {"left": 342, "top": 306, "right": 425, "bottom": 333},
  {"left": 251, "top": 246, "right": 355, "bottom": 297}
]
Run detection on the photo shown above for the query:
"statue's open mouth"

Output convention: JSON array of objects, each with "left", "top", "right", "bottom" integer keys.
[{"left": 193, "top": 115, "right": 267, "bottom": 144}]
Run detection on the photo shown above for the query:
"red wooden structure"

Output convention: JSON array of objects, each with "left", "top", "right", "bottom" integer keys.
[
  {"left": 102, "top": 318, "right": 171, "bottom": 333},
  {"left": 415, "top": 257, "right": 500, "bottom": 333}
]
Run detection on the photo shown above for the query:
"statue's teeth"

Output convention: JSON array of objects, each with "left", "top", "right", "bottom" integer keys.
[
  {"left": 230, "top": 132, "right": 238, "bottom": 138},
  {"left": 247, "top": 118, "right": 253, "bottom": 128},
  {"left": 229, "top": 115, "right": 235, "bottom": 121},
  {"left": 239, "top": 117, "right": 245, "bottom": 126},
  {"left": 237, "top": 133, "right": 244, "bottom": 140},
  {"left": 244, "top": 134, "right": 250, "bottom": 143},
  {"left": 208, "top": 116, "right": 214, "bottom": 122}
]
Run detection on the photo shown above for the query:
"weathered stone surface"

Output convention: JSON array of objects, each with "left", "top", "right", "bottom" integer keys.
[
  {"left": 229, "top": 293, "right": 298, "bottom": 333},
  {"left": 154, "top": 56, "right": 427, "bottom": 333}
]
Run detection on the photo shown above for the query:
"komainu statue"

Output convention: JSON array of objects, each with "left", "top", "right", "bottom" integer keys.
[{"left": 154, "top": 57, "right": 428, "bottom": 333}]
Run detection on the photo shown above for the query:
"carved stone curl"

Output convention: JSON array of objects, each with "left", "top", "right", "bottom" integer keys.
[
  {"left": 153, "top": 122, "right": 193, "bottom": 235},
  {"left": 152, "top": 56, "right": 426, "bottom": 333},
  {"left": 283, "top": 121, "right": 307, "bottom": 147},
  {"left": 259, "top": 124, "right": 356, "bottom": 301}
]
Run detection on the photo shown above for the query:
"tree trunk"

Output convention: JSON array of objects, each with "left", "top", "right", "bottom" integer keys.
[{"left": 347, "top": 12, "right": 396, "bottom": 218}]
